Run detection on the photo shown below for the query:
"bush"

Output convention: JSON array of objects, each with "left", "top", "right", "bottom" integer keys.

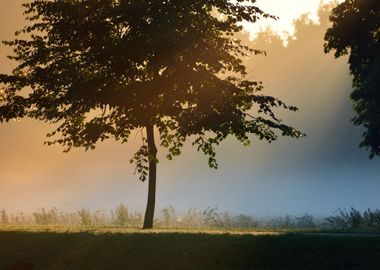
[
  {"left": 181, "top": 208, "right": 203, "bottom": 228},
  {"left": 77, "top": 209, "right": 92, "bottom": 226},
  {"left": 111, "top": 204, "right": 130, "bottom": 227},
  {"left": 0, "top": 209, "right": 9, "bottom": 225},
  {"left": 325, "top": 208, "right": 380, "bottom": 229},
  {"left": 160, "top": 206, "right": 178, "bottom": 227},
  {"left": 202, "top": 207, "right": 224, "bottom": 228},
  {"left": 32, "top": 208, "right": 60, "bottom": 225},
  {"left": 296, "top": 214, "right": 316, "bottom": 228},
  {"left": 363, "top": 208, "right": 380, "bottom": 228}
]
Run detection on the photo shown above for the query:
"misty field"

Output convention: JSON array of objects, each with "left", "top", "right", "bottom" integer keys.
[
  {"left": 1, "top": 207, "right": 380, "bottom": 269},
  {"left": 1, "top": 228, "right": 380, "bottom": 270}
]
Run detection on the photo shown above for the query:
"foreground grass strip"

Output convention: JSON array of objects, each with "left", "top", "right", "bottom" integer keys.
[
  {"left": 0, "top": 225, "right": 286, "bottom": 235},
  {"left": 0, "top": 229, "right": 380, "bottom": 270}
]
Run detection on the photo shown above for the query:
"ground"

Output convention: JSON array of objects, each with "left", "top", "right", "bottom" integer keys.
[{"left": 0, "top": 227, "right": 379, "bottom": 270}]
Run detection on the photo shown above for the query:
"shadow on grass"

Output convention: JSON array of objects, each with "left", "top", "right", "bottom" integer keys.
[
  {"left": 1, "top": 230, "right": 380, "bottom": 270},
  {"left": 6, "top": 261, "right": 35, "bottom": 270}
]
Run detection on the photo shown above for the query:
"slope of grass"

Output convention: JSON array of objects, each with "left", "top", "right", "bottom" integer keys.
[{"left": 0, "top": 228, "right": 379, "bottom": 270}]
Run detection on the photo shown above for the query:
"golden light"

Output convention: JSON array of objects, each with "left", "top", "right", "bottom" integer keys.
[{"left": 242, "top": 0, "right": 345, "bottom": 44}]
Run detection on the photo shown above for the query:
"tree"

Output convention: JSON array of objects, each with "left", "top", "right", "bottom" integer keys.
[
  {"left": 0, "top": 0, "right": 302, "bottom": 229},
  {"left": 324, "top": 0, "right": 380, "bottom": 158}
]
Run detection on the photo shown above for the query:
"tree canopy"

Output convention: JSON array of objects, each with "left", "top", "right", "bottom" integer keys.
[
  {"left": 324, "top": 0, "right": 380, "bottom": 158},
  {"left": 0, "top": 0, "right": 302, "bottom": 228}
]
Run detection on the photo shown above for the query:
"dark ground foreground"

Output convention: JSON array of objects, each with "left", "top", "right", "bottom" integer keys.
[{"left": 0, "top": 229, "right": 379, "bottom": 270}]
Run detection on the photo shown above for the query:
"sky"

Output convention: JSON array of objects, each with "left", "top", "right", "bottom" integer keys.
[
  {"left": 243, "top": 0, "right": 344, "bottom": 44},
  {"left": 0, "top": 0, "right": 379, "bottom": 217}
]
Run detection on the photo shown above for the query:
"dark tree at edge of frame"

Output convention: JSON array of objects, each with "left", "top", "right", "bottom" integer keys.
[{"left": 325, "top": 0, "right": 380, "bottom": 159}]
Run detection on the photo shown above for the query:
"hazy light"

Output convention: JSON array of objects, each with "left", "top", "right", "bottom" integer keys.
[{"left": 242, "top": 0, "right": 345, "bottom": 45}]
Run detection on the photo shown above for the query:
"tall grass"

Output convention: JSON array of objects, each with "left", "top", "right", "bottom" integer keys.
[
  {"left": 1, "top": 206, "right": 380, "bottom": 230},
  {"left": 325, "top": 208, "right": 380, "bottom": 229}
]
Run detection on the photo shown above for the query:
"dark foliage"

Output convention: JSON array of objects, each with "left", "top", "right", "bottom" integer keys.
[
  {"left": 0, "top": 0, "right": 303, "bottom": 228},
  {"left": 326, "top": 207, "right": 380, "bottom": 229},
  {"left": 0, "top": 0, "right": 302, "bottom": 169},
  {"left": 324, "top": 0, "right": 380, "bottom": 158}
]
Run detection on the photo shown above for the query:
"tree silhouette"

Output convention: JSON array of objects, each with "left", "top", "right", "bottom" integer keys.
[
  {"left": 0, "top": 0, "right": 302, "bottom": 229},
  {"left": 324, "top": 0, "right": 380, "bottom": 158}
]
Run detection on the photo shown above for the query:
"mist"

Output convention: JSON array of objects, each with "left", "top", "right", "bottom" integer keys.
[{"left": 0, "top": 2, "right": 379, "bottom": 217}]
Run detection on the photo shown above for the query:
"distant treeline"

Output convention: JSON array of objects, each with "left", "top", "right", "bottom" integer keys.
[{"left": 1, "top": 206, "right": 380, "bottom": 230}]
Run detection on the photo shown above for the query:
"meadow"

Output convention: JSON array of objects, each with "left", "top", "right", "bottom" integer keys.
[
  {"left": 1, "top": 207, "right": 380, "bottom": 269},
  {"left": 1, "top": 227, "right": 380, "bottom": 270}
]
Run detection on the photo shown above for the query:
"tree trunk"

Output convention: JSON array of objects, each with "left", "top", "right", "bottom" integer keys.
[{"left": 143, "top": 124, "right": 157, "bottom": 229}]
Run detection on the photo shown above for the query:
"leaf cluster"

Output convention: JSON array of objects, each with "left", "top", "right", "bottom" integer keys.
[
  {"left": 324, "top": 0, "right": 380, "bottom": 158},
  {"left": 0, "top": 0, "right": 302, "bottom": 174}
]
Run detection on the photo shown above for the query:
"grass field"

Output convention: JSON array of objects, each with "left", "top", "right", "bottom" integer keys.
[{"left": 1, "top": 227, "right": 380, "bottom": 270}]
